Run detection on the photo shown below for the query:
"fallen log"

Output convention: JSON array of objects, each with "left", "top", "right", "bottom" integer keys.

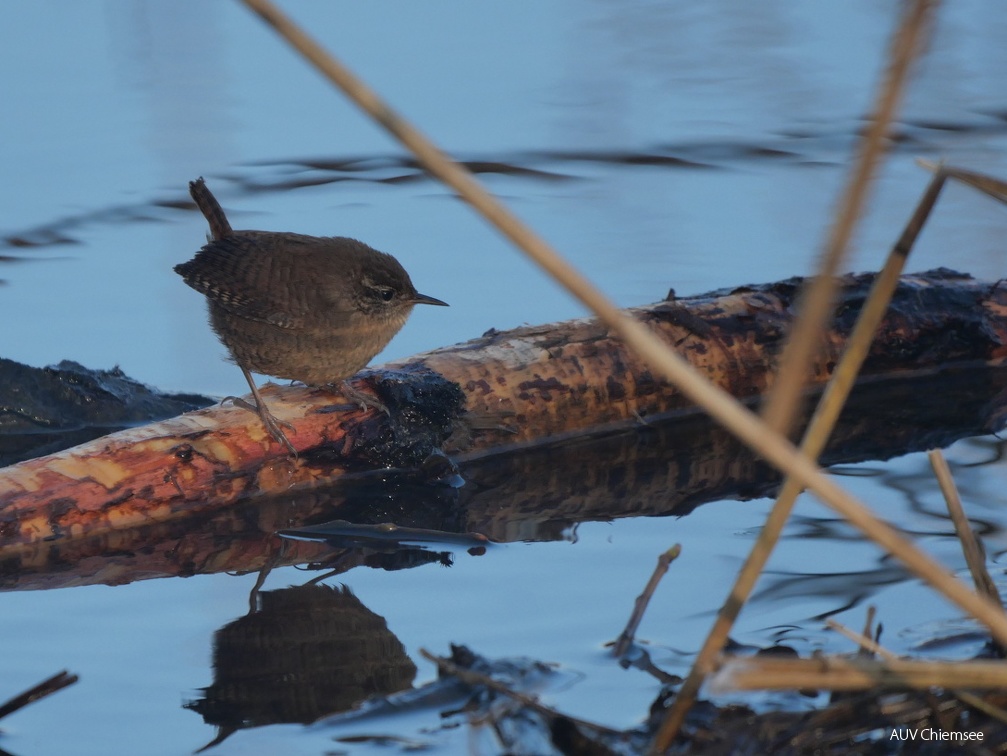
[
  {"left": 0, "top": 358, "right": 213, "bottom": 466},
  {"left": 400, "top": 266, "right": 1007, "bottom": 448},
  {"left": 1, "top": 268, "right": 1005, "bottom": 550},
  {"left": 5, "top": 361, "right": 1005, "bottom": 591}
]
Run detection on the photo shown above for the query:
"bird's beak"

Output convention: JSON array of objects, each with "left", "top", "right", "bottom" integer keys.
[{"left": 412, "top": 293, "right": 449, "bottom": 307}]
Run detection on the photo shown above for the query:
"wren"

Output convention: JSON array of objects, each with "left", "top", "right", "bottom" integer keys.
[{"left": 175, "top": 178, "right": 448, "bottom": 454}]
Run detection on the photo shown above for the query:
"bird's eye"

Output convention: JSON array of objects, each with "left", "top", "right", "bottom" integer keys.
[{"left": 378, "top": 287, "right": 395, "bottom": 302}]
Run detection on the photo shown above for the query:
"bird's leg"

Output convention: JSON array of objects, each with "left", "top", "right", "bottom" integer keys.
[
  {"left": 229, "top": 367, "right": 298, "bottom": 455},
  {"left": 339, "top": 378, "right": 390, "bottom": 415}
]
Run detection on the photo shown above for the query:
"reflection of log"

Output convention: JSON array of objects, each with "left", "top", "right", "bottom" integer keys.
[
  {"left": 3, "top": 364, "right": 1005, "bottom": 592},
  {"left": 0, "top": 470, "right": 464, "bottom": 592},
  {"left": 457, "top": 363, "right": 1007, "bottom": 541},
  {"left": 1, "top": 268, "right": 1007, "bottom": 549}
]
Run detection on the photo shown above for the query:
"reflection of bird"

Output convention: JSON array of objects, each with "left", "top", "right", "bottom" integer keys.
[{"left": 175, "top": 178, "right": 448, "bottom": 454}]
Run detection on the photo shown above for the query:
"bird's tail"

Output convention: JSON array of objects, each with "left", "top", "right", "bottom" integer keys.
[{"left": 189, "top": 177, "right": 233, "bottom": 240}]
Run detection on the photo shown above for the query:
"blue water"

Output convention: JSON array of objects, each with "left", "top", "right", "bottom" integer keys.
[{"left": 3, "top": 2, "right": 1007, "bottom": 754}]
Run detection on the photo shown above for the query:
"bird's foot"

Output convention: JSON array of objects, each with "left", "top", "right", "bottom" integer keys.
[
  {"left": 338, "top": 379, "right": 390, "bottom": 415},
  {"left": 224, "top": 396, "right": 298, "bottom": 456}
]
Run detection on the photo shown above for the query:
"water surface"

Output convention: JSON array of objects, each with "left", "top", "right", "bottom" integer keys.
[{"left": 3, "top": 3, "right": 1007, "bottom": 754}]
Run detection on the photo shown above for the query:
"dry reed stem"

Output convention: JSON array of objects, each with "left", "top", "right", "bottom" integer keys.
[
  {"left": 860, "top": 605, "right": 878, "bottom": 657},
  {"left": 918, "top": 159, "right": 1007, "bottom": 206},
  {"left": 760, "top": 0, "right": 939, "bottom": 438},
  {"left": 827, "top": 617, "right": 1007, "bottom": 725},
  {"left": 418, "top": 649, "right": 624, "bottom": 738},
  {"left": 0, "top": 671, "right": 78, "bottom": 721},
  {"left": 613, "top": 545, "right": 682, "bottom": 657},
  {"left": 709, "top": 654, "right": 1007, "bottom": 693},
  {"left": 655, "top": 164, "right": 950, "bottom": 746},
  {"left": 828, "top": 617, "right": 887, "bottom": 657},
  {"left": 235, "top": 0, "right": 1007, "bottom": 745},
  {"left": 928, "top": 450, "right": 1002, "bottom": 606}
]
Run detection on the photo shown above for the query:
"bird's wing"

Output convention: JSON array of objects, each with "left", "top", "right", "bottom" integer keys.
[{"left": 174, "top": 235, "right": 308, "bottom": 328}]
